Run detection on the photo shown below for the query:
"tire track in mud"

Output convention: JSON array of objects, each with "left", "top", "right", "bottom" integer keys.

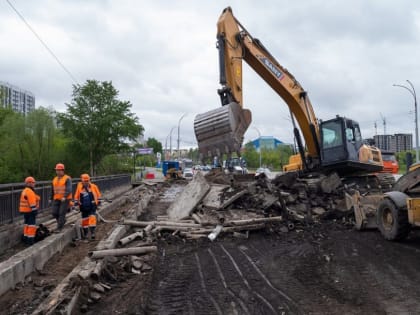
[
  {"left": 206, "top": 249, "right": 250, "bottom": 314},
  {"left": 147, "top": 243, "right": 299, "bottom": 314},
  {"left": 194, "top": 252, "right": 223, "bottom": 315},
  {"left": 218, "top": 244, "right": 302, "bottom": 315}
]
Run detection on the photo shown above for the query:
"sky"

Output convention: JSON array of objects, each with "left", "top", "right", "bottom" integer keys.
[{"left": 1, "top": 0, "right": 420, "bottom": 151}]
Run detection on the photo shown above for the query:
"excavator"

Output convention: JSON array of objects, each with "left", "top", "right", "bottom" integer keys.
[{"left": 194, "top": 6, "right": 384, "bottom": 178}]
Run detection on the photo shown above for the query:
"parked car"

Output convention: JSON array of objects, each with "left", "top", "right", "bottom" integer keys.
[{"left": 183, "top": 168, "right": 194, "bottom": 180}]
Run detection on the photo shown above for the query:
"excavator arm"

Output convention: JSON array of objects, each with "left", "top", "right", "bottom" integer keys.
[
  {"left": 195, "top": 7, "right": 383, "bottom": 176},
  {"left": 194, "top": 7, "right": 320, "bottom": 163}
]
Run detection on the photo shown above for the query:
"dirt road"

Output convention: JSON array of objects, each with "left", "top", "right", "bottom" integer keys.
[
  {"left": 2, "top": 182, "right": 420, "bottom": 314},
  {"left": 85, "top": 184, "right": 420, "bottom": 315}
]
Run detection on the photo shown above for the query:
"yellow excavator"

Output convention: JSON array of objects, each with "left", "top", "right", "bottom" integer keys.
[{"left": 194, "top": 7, "right": 384, "bottom": 177}]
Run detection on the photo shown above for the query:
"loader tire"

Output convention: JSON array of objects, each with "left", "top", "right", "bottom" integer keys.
[{"left": 377, "top": 199, "right": 410, "bottom": 241}]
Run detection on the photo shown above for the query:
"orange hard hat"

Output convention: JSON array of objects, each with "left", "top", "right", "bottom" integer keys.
[
  {"left": 55, "top": 163, "right": 65, "bottom": 170},
  {"left": 81, "top": 173, "right": 90, "bottom": 182},
  {"left": 25, "top": 176, "right": 35, "bottom": 184}
]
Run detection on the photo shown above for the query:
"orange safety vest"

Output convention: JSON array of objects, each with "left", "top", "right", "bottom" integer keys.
[
  {"left": 74, "top": 182, "right": 101, "bottom": 205},
  {"left": 19, "top": 187, "right": 40, "bottom": 213},
  {"left": 52, "top": 175, "right": 72, "bottom": 200}
]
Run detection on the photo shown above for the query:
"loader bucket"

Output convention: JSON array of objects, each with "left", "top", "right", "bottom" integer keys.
[{"left": 194, "top": 102, "right": 252, "bottom": 158}]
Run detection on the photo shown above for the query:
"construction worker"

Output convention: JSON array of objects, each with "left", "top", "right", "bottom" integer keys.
[
  {"left": 19, "top": 177, "right": 40, "bottom": 245},
  {"left": 74, "top": 174, "right": 101, "bottom": 240},
  {"left": 51, "top": 163, "right": 72, "bottom": 232}
]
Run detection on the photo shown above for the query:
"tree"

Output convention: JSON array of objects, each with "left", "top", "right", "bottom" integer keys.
[
  {"left": 146, "top": 137, "right": 162, "bottom": 155},
  {"left": 58, "top": 80, "right": 144, "bottom": 175},
  {"left": 25, "top": 107, "right": 60, "bottom": 178},
  {"left": 0, "top": 107, "right": 65, "bottom": 183}
]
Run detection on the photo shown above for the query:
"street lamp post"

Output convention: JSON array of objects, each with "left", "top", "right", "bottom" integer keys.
[
  {"left": 169, "top": 126, "right": 176, "bottom": 159},
  {"left": 177, "top": 113, "right": 187, "bottom": 159},
  {"left": 393, "top": 80, "right": 419, "bottom": 163},
  {"left": 252, "top": 126, "right": 262, "bottom": 168}
]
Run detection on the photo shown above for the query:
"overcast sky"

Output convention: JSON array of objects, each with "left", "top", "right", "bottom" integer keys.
[{"left": 1, "top": 0, "right": 420, "bottom": 150}]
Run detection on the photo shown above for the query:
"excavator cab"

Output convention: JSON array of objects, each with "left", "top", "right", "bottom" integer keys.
[{"left": 320, "top": 116, "right": 383, "bottom": 175}]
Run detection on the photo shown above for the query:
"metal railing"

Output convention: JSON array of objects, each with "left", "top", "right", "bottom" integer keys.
[{"left": 0, "top": 174, "right": 131, "bottom": 225}]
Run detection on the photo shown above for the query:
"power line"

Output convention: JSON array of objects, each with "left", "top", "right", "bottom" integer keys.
[{"left": 6, "top": 0, "right": 79, "bottom": 85}]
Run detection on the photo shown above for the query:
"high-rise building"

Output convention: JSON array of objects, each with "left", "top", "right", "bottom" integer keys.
[
  {"left": 0, "top": 81, "right": 35, "bottom": 115},
  {"left": 373, "top": 134, "right": 412, "bottom": 152}
]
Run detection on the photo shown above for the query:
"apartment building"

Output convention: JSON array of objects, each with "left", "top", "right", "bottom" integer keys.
[
  {"left": 373, "top": 134, "right": 412, "bottom": 152},
  {"left": 0, "top": 81, "right": 35, "bottom": 115}
]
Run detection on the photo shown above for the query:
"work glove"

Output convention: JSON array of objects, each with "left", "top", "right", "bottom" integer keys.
[
  {"left": 32, "top": 209, "right": 38, "bottom": 216},
  {"left": 48, "top": 199, "right": 52, "bottom": 206},
  {"left": 60, "top": 197, "right": 66, "bottom": 202}
]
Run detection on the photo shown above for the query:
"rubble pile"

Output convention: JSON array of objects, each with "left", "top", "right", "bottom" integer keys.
[{"left": 122, "top": 170, "right": 367, "bottom": 243}]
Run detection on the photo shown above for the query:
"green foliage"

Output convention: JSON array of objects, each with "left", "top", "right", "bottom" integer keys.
[
  {"left": 242, "top": 141, "right": 293, "bottom": 170},
  {"left": 396, "top": 150, "right": 416, "bottom": 174},
  {"left": 97, "top": 153, "right": 132, "bottom": 175},
  {"left": 58, "top": 80, "right": 144, "bottom": 176},
  {"left": 0, "top": 107, "right": 66, "bottom": 183},
  {"left": 146, "top": 137, "right": 162, "bottom": 155}
]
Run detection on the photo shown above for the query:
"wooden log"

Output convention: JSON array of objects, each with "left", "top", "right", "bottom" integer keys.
[
  {"left": 184, "top": 234, "right": 208, "bottom": 240},
  {"left": 155, "top": 221, "right": 201, "bottom": 228},
  {"left": 118, "top": 231, "right": 144, "bottom": 246},
  {"left": 144, "top": 224, "right": 154, "bottom": 234},
  {"left": 154, "top": 225, "right": 199, "bottom": 232},
  {"left": 89, "top": 246, "right": 157, "bottom": 259},
  {"left": 122, "top": 219, "right": 201, "bottom": 228},
  {"left": 188, "top": 223, "right": 266, "bottom": 234},
  {"left": 221, "top": 224, "right": 265, "bottom": 232},
  {"left": 65, "top": 287, "right": 81, "bottom": 315},
  {"left": 225, "top": 216, "right": 283, "bottom": 226},
  {"left": 91, "top": 260, "right": 105, "bottom": 281},
  {"left": 191, "top": 213, "right": 202, "bottom": 225}
]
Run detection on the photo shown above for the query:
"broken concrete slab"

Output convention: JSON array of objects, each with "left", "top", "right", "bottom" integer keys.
[
  {"left": 167, "top": 172, "right": 211, "bottom": 221},
  {"left": 202, "top": 184, "right": 230, "bottom": 209}
]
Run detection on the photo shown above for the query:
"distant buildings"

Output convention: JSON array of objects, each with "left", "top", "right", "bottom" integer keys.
[
  {"left": 0, "top": 81, "right": 35, "bottom": 115},
  {"left": 369, "top": 134, "right": 413, "bottom": 152},
  {"left": 250, "top": 136, "right": 285, "bottom": 151}
]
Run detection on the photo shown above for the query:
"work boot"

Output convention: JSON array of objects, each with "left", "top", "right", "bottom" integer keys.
[
  {"left": 89, "top": 227, "right": 96, "bottom": 240},
  {"left": 82, "top": 228, "right": 89, "bottom": 240}
]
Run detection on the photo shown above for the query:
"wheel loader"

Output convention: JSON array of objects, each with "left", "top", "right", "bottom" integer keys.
[{"left": 353, "top": 165, "right": 420, "bottom": 241}]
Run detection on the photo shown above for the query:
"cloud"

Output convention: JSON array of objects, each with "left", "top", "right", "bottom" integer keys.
[{"left": 2, "top": 0, "right": 420, "bottom": 149}]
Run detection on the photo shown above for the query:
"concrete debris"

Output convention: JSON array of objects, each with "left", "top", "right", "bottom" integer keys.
[
  {"left": 146, "top": 169, "right": 392, "bottom": 242},
  {"left": 167, "top": 172, "right": 211, "bottom": 220}
]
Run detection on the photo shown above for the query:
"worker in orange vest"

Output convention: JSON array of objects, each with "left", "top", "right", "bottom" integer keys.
[
  {"left": 74, "top": 174, "right": 101, "bottom": 240},
  {"left": 19, "top": 177, "right": 40, "bottom": 245},
  {"left": 51, "top": 163, "right": 72, "bottom": 232}
]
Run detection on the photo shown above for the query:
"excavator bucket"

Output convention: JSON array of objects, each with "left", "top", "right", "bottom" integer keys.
[{"left": 194, "top": 102, "right": 252, "bottom": 158}]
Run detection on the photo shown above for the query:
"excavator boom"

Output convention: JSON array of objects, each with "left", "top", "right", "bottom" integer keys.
[
  {"left": 195, "top": 7, "right": 383, "bottom": 175},
  {"left": 194, "top": 7, "right": 320, "bottom": 161}
]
